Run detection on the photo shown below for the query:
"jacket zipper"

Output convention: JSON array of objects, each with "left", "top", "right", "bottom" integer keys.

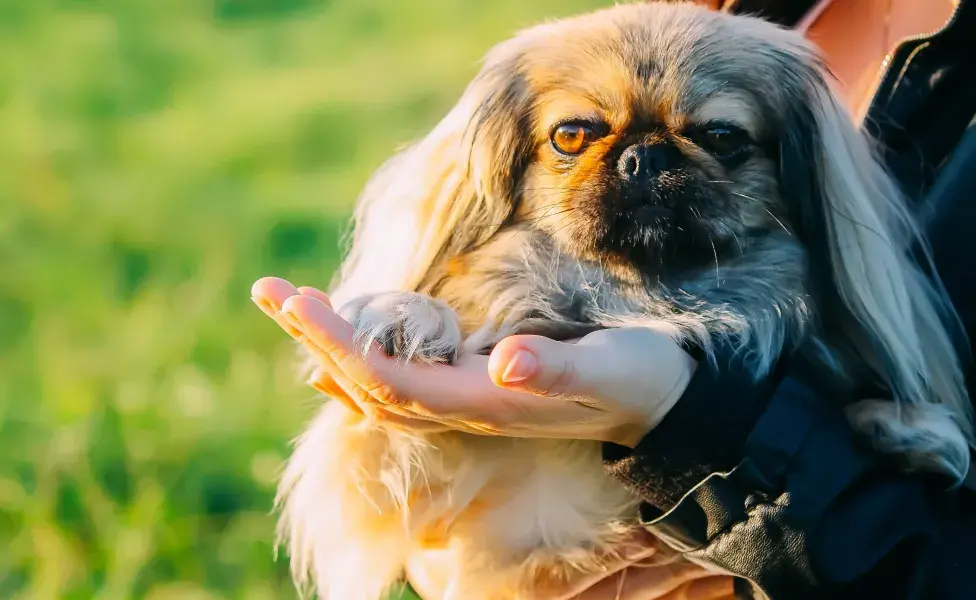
[{"left": 862, "top": 0, "right": 966, "bottom": 114}]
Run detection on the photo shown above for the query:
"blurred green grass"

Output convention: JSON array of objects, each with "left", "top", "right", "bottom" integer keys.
[{"left": 0, "top": 0, "right": 607, "bottom": 598}]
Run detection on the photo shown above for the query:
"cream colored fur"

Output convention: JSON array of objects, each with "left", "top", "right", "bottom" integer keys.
[{"left": 274, "top": 3, "right": 974, "bottom": 599}]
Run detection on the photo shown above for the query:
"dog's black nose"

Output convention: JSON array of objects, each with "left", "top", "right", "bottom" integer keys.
[{"left": 617, "top": 143, "right": 680, "bottom": 182}]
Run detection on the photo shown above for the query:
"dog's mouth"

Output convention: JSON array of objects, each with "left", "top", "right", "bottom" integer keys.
[
  {"left": 597, "top": 200, "right": 731, "bottom": 273},
  {"left": 630, "top": 205, "right": 675, "bottom": 225}
]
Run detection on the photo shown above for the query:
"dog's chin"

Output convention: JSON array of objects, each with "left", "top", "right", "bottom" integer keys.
[{"left": 594, "top": 207, "right": 727, "bottom": 276}]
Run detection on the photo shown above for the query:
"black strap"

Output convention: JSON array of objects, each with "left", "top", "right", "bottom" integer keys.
[
  {"left": 642, "top": 375, "right": 878, "bottom": 550},
  {"left": 964, "top": 469, "right": 976, "bottom": 493},
  {"left": 723, "top": 0, "right": 817, "bottom": 26}
]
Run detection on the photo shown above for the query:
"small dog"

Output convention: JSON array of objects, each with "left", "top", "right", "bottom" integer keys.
[{"left": 276, "top": 3, "right": 974, "bottom": 599}]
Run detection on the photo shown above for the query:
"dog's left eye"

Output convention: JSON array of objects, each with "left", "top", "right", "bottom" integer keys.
[
  {"left": 696, "top": 125, "right": 750, "bottom": 159},
  {"left": 551, "top": 123, "right": 599, "bottom": 155}
]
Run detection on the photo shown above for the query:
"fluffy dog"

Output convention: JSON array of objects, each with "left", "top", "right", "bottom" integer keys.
[{"left": 276, "top": 2, "right": 974, "bottom": 598}]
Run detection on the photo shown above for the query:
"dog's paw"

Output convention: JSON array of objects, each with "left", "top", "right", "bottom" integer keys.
[{"left": 338, "top": 292, "right": 463, "bottom": 365}]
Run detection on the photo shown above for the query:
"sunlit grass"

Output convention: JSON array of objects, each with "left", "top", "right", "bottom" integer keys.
[{"left": 0, "top": 0, "right": 606, "bottom": 598}]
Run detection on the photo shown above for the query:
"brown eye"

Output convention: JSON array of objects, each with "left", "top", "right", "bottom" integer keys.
[
  {"left": 698, "top": 125, "right": 750, "bottom": 159},
  {"left": 551, "top": 123, "right": 598, "bottom": 155}
]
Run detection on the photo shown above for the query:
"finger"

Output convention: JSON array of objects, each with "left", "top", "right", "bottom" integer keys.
[
  {"left": 280, "top": 295, "right": 517, "bottom": 418},
  {"left": 525, "top": 532, "right": 664, "bottom": 600},
  {"left": 320, "top": 361, "right": 457, "bottom": 434},
  {"left": 261, "top": 282, "right": 521, "bottom": 425},
  {"left": 281, "top": 295, "right": 541, "bottom": 421},
  {"left": 279, "top": 294, "right": 406, "bottom": 404},
  {"left": 368, "top": 389, "right": 510, "bottom": 435},
  {"left": 253, "top": 278, "right": 371, "bottom": 416},
  {"left": 307, "top": 369, "right": 344, "bottom": 397},
  {"left": 280, "top": 294, "right": 366, "bottom": 364},
  {"left": 294, "top": 325, "right": 391, "bottom": 417},
  {"left": 308, "top": 363, "right": 462, "bottom": 431},
  {"left": 275, "top": 291, "right": 565, "bottom": 434},
  {"left": 308, "top": 359, "right": 475, "bottom": 431},
  {"left": 487, "top": 329, "right": 693, "bottom": 438},
  {"left": 654, "top": 576, "right": 737, "bottom": 600},
  {"left": 251, "top": 277, "right": 303, "bottom": 336},
  {"left": 573, "top": 560, "right": 712, "bottom": 600},
  {"left": 308, "top": 366, "right": 466, "bottom": 432},
  {"left": 388, "top": 352, "right": 541, "bottom": 421},
  {"left": 252, "top": 277, "right": 300, "bottom": 313},
  {"left": 308, "top": 348, "right": 395, "bottom": 414},
  {"left": 488, "top": 335, "right": 591, "bottom": 398},
  {"left": 256, "top": 282, "right": 458, "bottom": 429},
  {"left": 298, "top": 286, "right": 333, "bottom": 309},
  {"left": 254, "top": 286, "right": 363, "bottom": 427},
  {"left": 308, "top": 367, "right": 365, "bottom": 416},
  {"left": 373, "top": 405, "right": 467, "bottom": 433}
]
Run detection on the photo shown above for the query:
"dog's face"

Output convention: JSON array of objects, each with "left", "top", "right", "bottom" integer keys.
[{"left": 486, "top": 5, "right": 814, "bottom": 277}]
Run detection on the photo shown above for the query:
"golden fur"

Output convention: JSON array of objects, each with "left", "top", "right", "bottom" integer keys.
[{"left": 276, "top": 3, "right": 974, "bottom": 599}]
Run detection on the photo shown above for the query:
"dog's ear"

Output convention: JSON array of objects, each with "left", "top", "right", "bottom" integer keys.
[
  {"left": 331, "top": 41, "right": 533, "bottom": 307},
  {"left": 778, "top": 54, "right": 973, "bottom": 479}
]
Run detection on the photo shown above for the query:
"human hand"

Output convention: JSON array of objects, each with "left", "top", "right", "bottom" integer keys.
[
  {"left": 405, "top": 528, "right": 733, "bottom": 600},
  {"left": 517, "top": 530, "right": 735, "bottom": 600},
  {"left": 253, "top": 278, "right": 730, "bottom": 598},
  {"left": 251, "top": 277, "right": 697, "bottom": 447}
]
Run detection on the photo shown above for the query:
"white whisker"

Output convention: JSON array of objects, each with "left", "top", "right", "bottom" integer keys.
[
  {"left": 709, "top": 235, "right": 720, "bottom": 287},
  {"left": 762, "top": 208, "right": 791, "bottom": 236},
  {"left": 730, "top": 230, "right": 744, "bottom": 256},
  {"left": 732, "top": 190, "right": 791, "bottom": 236}
]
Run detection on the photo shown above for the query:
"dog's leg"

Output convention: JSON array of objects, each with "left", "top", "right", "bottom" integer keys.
[
  {"left": 275, "top": 291, "right": 474, "bottom": 600},
  {"left": 276, "top": 402, "right": 416, "bottom": 600},
  {"left": 339, "top": 291, "right": 464, "bottom": 365},
  {"left": 278, "top": 292, "right": 467, "bottom": 600}
]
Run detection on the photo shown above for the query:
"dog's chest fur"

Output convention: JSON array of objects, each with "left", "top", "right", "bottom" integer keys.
[
  {"left": 276, "top": 222, "right": 829, "bottom": 600},
  {"left": 429, "top": 225, "right": 813, "bottom": 376},
  {"left": 384, "top": 226, "right": 817, "bottom": 596}
]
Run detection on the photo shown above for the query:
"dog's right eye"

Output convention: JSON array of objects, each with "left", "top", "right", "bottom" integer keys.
[{"left": 551, "top": 123, "right": 598, "bottom": 155}]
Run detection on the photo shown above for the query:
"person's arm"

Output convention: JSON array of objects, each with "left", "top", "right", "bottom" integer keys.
[
  {"left": 603, "top": 344, "right": 786, "bottom": 510},
  {"left": 604, "top": 356, "right": 976, "bottom": 600}
]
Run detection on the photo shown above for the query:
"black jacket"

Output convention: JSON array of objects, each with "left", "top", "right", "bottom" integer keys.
[{"left": 603, "top": 3, "right": 976, "bottom": 598}]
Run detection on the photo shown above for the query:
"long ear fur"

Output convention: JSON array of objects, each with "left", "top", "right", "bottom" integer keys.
[
  {"left": 329, "top": 41, "right": 533, "bottom": 309},
  {"left": 780, "top": 52, "right": 974, "bottom": 481},
  {"left": 275, "top": 43, "right": 534, "bottom": 600}
]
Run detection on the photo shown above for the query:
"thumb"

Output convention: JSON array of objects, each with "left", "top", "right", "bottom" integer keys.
[{"left": 488, "top": 335, "right": 594, "bottom": 397}]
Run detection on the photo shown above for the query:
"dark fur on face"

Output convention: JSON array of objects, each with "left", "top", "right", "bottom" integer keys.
[
  {"left": 518, "top": 20, "right": 791, "bottom": 279},
  {"left": 417, "top": 5, "right": 828, "bottom": 376}
]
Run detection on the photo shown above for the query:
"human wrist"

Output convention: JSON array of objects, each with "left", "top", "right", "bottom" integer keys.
[
  {"left": 605, "top": 351, "right": 698, "bottom": 448},
  {"left": 605, "top": 422, "right": 653, "bottom": 449},
  {"left": 602, "top": 339, "right": 788, "bottom": 510},
  {"left": 658, "top": 350, "right": 698, "bottom": 422}
]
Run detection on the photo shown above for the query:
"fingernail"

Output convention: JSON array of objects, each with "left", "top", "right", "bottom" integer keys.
[{"left": 501, "top": 350, "right": 537, "bottom": 383}]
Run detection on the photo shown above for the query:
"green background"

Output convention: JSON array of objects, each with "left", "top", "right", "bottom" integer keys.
[{"left": 0, "top": 0, "right": 609, "bottom": 599}]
